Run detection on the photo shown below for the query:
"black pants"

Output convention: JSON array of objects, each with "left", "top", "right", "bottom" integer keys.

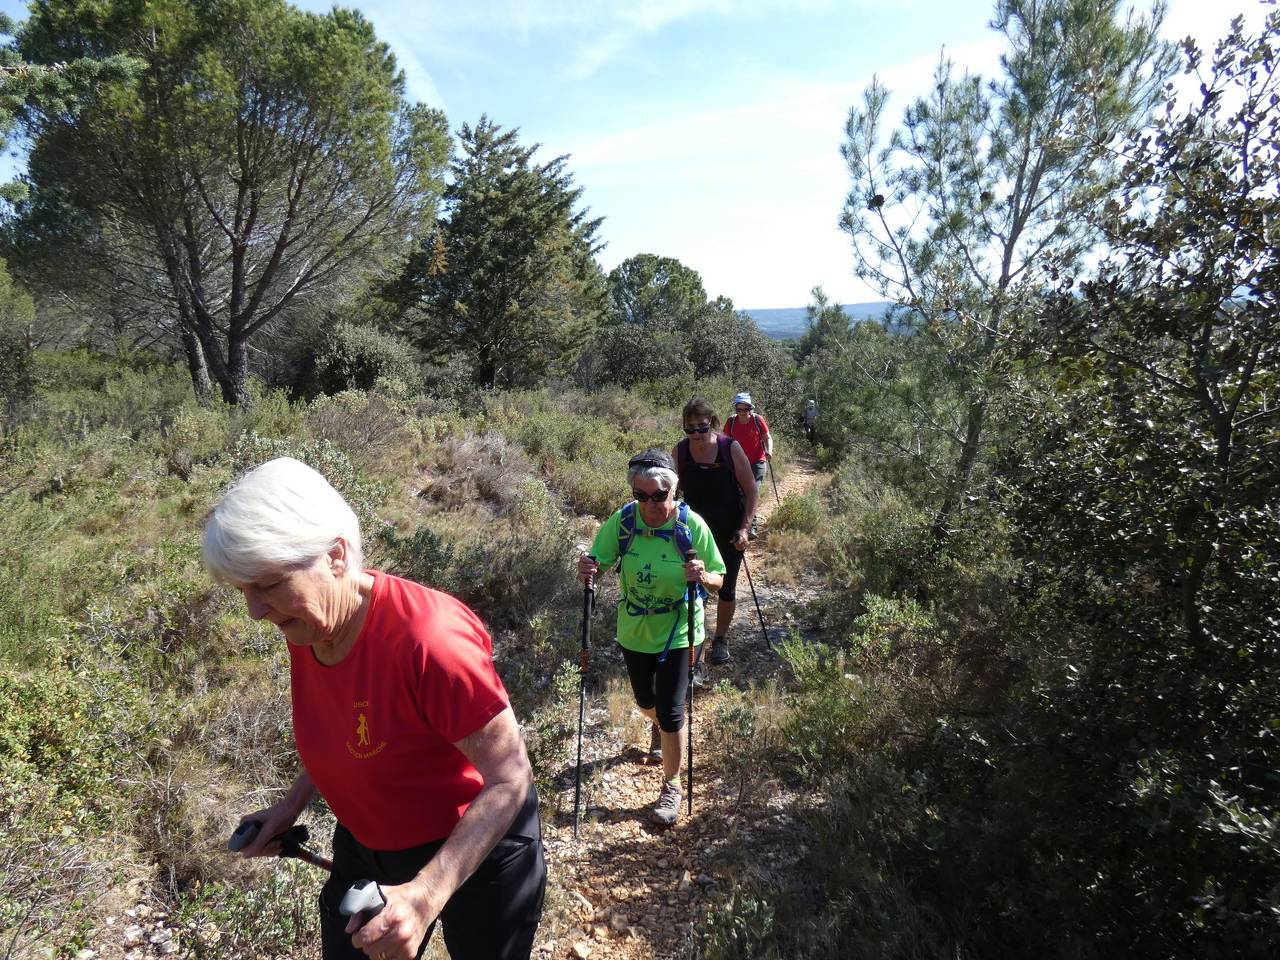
[
  {"left": 620, "top": 642, "right": 701, "bottom": 733},
  {"left": 710, "top": 528, "right": 744, "bottom": 604},
  {"left": 319, "top": 788, "right": 545, "bottom": 960}
]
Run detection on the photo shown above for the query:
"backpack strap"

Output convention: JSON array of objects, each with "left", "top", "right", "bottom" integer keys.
[
  {"left": 715, "top": 433, "right": 733, "bottom": 467},
  {"left": 616, "top": 501, "right": 638, "bottom": 571},
  {"left": 673, "top": 500, "right": 693, "bottom": 558}
]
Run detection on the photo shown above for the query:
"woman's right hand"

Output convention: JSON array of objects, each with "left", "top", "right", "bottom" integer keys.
[
  {"left": 232, "top": 801, "right": 300, "bottom": 858},
  {"left": 577, "top": 553, "right": 599, "bottom": 587}
]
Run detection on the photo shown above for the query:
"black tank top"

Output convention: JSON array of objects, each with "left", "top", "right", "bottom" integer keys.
[{"left": 676, "top": 435, "right": 744, "bottom": 538}]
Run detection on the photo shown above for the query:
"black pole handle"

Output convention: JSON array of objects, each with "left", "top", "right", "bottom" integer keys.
[{"left": 228, "top": 820, "right": 310, "bottom": 856}]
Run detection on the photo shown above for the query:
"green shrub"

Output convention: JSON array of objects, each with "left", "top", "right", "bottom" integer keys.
[
  {"left": 553, "top": 457, "right": 628, "bottom": 518},
  {"left": 228, "top": 432, "right": 388, "bottom": 533},
  {"left": 522, "top": 660, "right": 579, "bottom": 803},
  {"left": 33, "top": 350, "right": 197, "bottom": 432},
  {"left": 375, "top": 523, "right": 465, "bottom": 596},
  {"left": 307, "top": 321, "right": 421, "bottom": 396},
  {"left": 0, "top": 326, "right": 34, "bottom": 425},
  {"left": 778, "top": 635, "right": 875, "bottom": 783},
  {"left": 710, "top": 679, "right": 786, "bottom": 815},
  {"left": 769, "top": 488, "right": 824, "bottom": 533},
  {"left": 304, "top": 389, "right": 418, "bottom": 467},
  {"left": 155, "top": 405, "right": 234, "bottom": 480},
  {"left": 378, "top": 480, "right": 577, "bottom": 631},
  {"left": 0, "top": 653, "right": 164, "bottom": 823},
  {"left": 174, "top": 863, "right": 320, "bottom": 960}
]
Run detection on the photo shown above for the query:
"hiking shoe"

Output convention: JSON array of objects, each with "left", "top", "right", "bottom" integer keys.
[
  {"left": 710, "top": 638, "right": 731, "bottom": 665},
  {"left": 648, "top": 724, "right": 663, "bottom": 763},
  {"left": 651, "top": 777, "right": 682, "bottom": 825},
  {"left": 691, "top": 661, "right": 708, "bottom": 688}
]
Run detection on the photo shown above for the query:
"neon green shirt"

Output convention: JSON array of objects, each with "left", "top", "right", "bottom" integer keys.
[{"left": 589, "top": 505, "right": 726, "bottom": 654}]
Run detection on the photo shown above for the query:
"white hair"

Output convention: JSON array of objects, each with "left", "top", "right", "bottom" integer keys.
[
  {"left": 202, "top": 457, "right": 363, "bottom": 583},
  {"left": 627, "top": 464, "right": 678, "bottom": 493}
]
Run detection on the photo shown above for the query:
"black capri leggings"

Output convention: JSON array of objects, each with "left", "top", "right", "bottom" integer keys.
[
  {"left": 319, "top": 787, "right": 545, "bottom": 960},
  {"left": 711, "top": 529, "right": 744, "bottom": 603},
  {"left": 620, "top": 642, "right": 702, "bottom": 733}
]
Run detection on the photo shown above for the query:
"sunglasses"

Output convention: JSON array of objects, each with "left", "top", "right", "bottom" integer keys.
[
  {"left": 683, "top": 424, "right": 711, "bottom": 434},
  {"left": 734, "top": 406, "right": 751, "bottom": 413},
  {"left": 632, "top": 488, "right": 670, "bottom": 503}
]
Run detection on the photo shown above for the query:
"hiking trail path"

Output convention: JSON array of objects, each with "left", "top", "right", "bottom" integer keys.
[{"left": 536, "top": 453, "right": 822, "bottom": 960}]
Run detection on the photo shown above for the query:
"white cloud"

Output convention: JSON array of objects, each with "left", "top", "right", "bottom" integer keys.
[{"left": 385, "top": 38, "right": 450, "bottom": 112}]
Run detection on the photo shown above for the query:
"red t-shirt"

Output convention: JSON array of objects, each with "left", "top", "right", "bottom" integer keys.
[
  {"left": 288, "top": 571, "right": 509, "bottom": 849},
  {"left": 723, "top": 413, "right": 770, "bottom": 464}
]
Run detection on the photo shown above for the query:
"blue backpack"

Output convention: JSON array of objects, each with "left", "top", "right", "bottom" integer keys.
[
  {"left": 617, "top": 499, "right": 696, "bottom": 567},
  {"left": 616, "top": 500, "right": 707, "bottom": 661}
]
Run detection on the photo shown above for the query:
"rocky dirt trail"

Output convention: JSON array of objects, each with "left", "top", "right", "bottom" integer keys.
[{"left": 536, "top": 453, "right": 821, "bottom": 960}]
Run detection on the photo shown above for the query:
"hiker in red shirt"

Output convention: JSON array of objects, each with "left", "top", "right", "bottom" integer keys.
[
  {"left": 206, "top": 457, "right": 545, "bottom": 960},
  {"left": 722, "top": 392, "right": 772, "bottom": 535}
]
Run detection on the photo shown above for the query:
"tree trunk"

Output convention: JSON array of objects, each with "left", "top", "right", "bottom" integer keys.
[
  {"left": 180, "top": 326, "right": 215, "bottom": 404},
  {"left": 932, "top": 396, "right": 987, "bottom": 544},
  {"left": 225, "top": 333, "right": 252, "bottom": 407}
]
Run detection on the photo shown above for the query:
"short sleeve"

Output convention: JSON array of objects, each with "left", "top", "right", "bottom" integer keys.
[
  {"left": 692, "top": 514, "right": 727, "bottom": 574},
  {"left": 589, "top": 509, "right": 623, "bottom": 568},
  {"left": 418, "top": 597, "right": 509, "bottom": 744},
  {"left": 758, "top": 415, "right": 770, "bottom": 435}
]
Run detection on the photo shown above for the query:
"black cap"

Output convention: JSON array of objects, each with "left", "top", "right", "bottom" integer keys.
[{"left": 627, "top": 447, "right": 675, "bottom": 472}]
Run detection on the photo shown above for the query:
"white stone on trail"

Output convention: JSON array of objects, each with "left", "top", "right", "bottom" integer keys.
[
  {"left": 570, "top": 889, "right": 593, "bottom": 914},
  {"left": 571, "top": 941, "right": 593, "bottom": 958}
]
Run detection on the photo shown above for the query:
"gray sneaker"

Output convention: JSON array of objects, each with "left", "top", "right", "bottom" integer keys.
[
  {"left": 651, "top": 777, "right": 682, "bottom": 825},
  {"left": 648, "top": 724, "right": 663, "bottom": 763},
  {"left": 710, "top": 638, "right": 731, "bottom": 665}
]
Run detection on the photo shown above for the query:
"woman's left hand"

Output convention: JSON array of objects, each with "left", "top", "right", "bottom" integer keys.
[
  {"left": 347, "top": 879, "right": 442, "bottom": 960},
  {"left": 731, "top": 529, "right": 748, "bottom": 551}
]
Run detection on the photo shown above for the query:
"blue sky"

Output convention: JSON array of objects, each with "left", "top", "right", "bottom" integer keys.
[{"left": 2, "top": 0, "right": 1263, "bottom": 308}]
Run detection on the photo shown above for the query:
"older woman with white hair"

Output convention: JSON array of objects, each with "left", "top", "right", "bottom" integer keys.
[
  {"left": 576, "top": 448, "right": 725, "bottom": 825},
  {"left": 204, "top": 457, "right": 545, "bottom": 960}
]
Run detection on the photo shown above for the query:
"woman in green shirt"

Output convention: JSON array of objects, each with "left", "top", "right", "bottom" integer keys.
[{"left": 577, "top": 449, "right": 726, "bottom": 824}]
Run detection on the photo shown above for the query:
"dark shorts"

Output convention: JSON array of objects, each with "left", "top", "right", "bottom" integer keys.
[
  {"left": 619, "top": 643, "right": 701, "bottom": 733},
  {"left": 319, "top": 788, "right": 545, "bottom": 960},
  {"left": 751, "top": 461, "right": 767, "bottom": 484}
]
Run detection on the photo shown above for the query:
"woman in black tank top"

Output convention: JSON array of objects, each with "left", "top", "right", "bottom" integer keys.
[{"left": 671, "top": 397, "right": 759, "bottom": 673}]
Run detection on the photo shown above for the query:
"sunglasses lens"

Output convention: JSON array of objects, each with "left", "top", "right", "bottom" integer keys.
[{"left": 632, "top": 489, "right": 667, "bottom": 503}]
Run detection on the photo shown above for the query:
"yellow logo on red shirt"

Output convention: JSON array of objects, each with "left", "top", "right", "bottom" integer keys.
[{"left": 347, "top": 700, "right": 388, "bottom": 760}]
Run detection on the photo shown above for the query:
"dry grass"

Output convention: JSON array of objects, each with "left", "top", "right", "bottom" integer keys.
[
  {"left": 756, "top": 527, "right": 823, "bottom": 588},
  {"left": 414, "top": 432, "right": 533, "bottom": 517},
  {"left": 605, "top": 674, "right": 649, "bottom": 750}
]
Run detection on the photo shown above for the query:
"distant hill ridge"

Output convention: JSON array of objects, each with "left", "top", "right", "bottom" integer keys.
[{"left": 743, "top": 301, "right": 893, "bottom": 340}]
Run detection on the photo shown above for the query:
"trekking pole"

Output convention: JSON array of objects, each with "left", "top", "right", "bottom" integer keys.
[
  {"left": 685, "top": 549, "right": 698, "bottom": 817},
  {"left": 766, "top": 457, "right": 781, "bottom": 505},
  {"left": 742, "top": 554, "right": 771, "bottom": 651},
  {"left": 229, "top": 820, "right": 385, "bottom": 930},
  {"left": 573, "top": 569, "right": 595, "bottom": 838},
  {"left": 228, "top": 820, "right": 333, "bottom": 872}
]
